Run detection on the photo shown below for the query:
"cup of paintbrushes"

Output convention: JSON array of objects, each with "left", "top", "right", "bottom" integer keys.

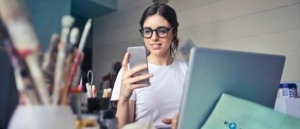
[{"left": 8, "top": 105, "right": 76, "bottom": 129}]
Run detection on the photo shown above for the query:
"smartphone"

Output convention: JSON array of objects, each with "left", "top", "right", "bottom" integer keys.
[{"left": 127, "top": 46, "right": 150, "bottom": 84}]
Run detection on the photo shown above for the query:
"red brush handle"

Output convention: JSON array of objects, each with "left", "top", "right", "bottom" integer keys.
[{"left": 60, "top": 51, "right": 82, "bottom": 104}]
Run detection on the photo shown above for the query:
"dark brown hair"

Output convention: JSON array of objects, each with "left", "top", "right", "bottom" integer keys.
[{"left": 140, "top": 3, "right": 179, "bottom": 56}]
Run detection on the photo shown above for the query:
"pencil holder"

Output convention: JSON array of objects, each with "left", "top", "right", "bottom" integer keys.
[
  {"left": 8, "top": 105, "right": 76, "bottom": 129},
  {"left": 87, "top": 98, "right": 110, "bottom": 113}
]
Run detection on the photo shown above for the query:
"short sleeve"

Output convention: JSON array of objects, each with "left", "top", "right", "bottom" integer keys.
[
  {"left": 110, "top": 67, "right": 136, "bottom": 101},
  {"left": 129, "top": 90, "right": 136, "bottom": 101},
  {"left": 111, "top": 68, "right": 123, "bottom": 101}
]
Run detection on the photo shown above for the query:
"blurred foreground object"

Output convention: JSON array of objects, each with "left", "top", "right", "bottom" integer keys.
[{"left": 0, "top": 0, "right": 50, "bottom": 105}]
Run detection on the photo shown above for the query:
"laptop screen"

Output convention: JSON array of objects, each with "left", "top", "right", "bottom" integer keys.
[{"left": 178, "top": 47, "right": 285, "bottom": 129}]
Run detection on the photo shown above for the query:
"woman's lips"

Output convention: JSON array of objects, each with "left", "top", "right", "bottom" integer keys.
[{"left": 151, "top": 43, "right": 162, "bottom": 49}]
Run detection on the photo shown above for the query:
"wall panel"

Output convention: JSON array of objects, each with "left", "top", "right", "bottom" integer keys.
[{"left": 92, "top": 0, "right": 300, "bottom": 82}]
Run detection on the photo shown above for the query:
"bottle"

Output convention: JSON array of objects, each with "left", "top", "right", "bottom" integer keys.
[{"left": 279, "top": 83, "right": 298, "bottom": 98}]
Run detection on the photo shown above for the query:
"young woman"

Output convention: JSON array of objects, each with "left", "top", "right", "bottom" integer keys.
[{"left": 111, "top": 3, "right": 187, "bottom": 129}]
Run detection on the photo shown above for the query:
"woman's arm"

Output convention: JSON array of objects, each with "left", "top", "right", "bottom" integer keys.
[
  {"left": 116, "top": 99, "right": 135, "bottom": 128},
  {"left": 115, "top": 52, "right": 152, "bottom": 128}
]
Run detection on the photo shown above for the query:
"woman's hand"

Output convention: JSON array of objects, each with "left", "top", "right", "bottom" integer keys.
[
  {"left": 162, "top": 114, "right": 179, "bottom": 129},
  {"left": 119, "top": 52, "right": 153, "bottom": 101}
]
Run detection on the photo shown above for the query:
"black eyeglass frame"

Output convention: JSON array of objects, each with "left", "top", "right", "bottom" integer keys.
[{"left": 139, "top": 27, "right": 173, "bottom": 39}]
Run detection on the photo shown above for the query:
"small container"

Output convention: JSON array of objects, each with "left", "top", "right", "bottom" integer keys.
[
  {"left": 87, "top": 98, "right": 110, "bottom": 113},
  {"left": 69, "top": 93, "right": 88, "bottom": 114},
  {"left": 279, "top": 83, "right": 298, "bottom": 98},
  {"left": 8, "top": 105, "right": 75, "bottom": 129}
]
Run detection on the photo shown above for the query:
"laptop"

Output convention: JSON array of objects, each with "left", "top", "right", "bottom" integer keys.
[{"left": 178, "top": 47, "right": 285, "bottom": 129}]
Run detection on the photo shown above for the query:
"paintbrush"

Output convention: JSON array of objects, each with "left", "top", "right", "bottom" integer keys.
[
  {"left": 4, "top": 40, "right": 41, "bottom": 105},
  {"left": 66, "top": 28, "right": 81, "bottom": 86},
  {"left": 72, "top": 18, "right": 92, "bottom": 86},
  {"left": 65, "top": 28, "right": 80, "bottom": 78},
  {"left": 42, "top": 34, "right": 60, "bottom": 73},
  {"left": 52, "top": 15, "right": 75, "bottom": 105},
  {"left": 60, "top": 19, "right": 92, "bottom": 105},
  {"left": 0, "top": 0, "right": 50, "bottom": 105},
  {"left": 69, "top": 27, "right": 80, "bottom": 51},
  {"left": 42, "top": 34, "right": 60, "bottom": 94},
  {"left": 60, "top": 27, "right": 80, "bottom": 104},
  {"left": 63, "top": 28, "right": 80, "bottom": 85}
]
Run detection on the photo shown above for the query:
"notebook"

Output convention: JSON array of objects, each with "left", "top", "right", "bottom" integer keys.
[{"left": 177, "top": 47, "right": 285, "bottom": 129}]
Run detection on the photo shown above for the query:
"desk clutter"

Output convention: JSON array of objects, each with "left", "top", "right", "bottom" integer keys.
[
  {"left": 70, "top": 70, "right": 113, "bottom": 115},
  {"left": 0, "top": 0, "right": 117, "bottom": 129}
]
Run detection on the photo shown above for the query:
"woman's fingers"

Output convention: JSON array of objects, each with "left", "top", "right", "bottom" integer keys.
[
  {"left": 129, "top": 83, "right": 151, "bottom": 90},
  {"left": 172, "top": 114, "right": 179, "bottom": 129},
  {"left": 119, "top": 82, "right": 150, "bottom": 100},
  {"left": 123, "top": 73, "right": 152, "bottom": 86},
  {"left": 121, "top": 72, "right": 152, "bottom": 99},
  {"left": 120, "top": 52, "right": 153, "bottom": 99},
  {"left": 122, "top": 52, "right": 129, "bottom": 71},
  {"left": 123, "top": 64, "right": 148, "bottom": 78},
  {"left": 130, "top": 73, "right": 152, "bottom": 83},
  {"left": 120, "top": 73, "right": 152, "bottom": 99},
  {"left": 161, "top": 114, "right": 179, "bottom": 129},
  {"left": 130, "top": 64, "right": 148, "bottom": 73},
  {"left": 162, "top": 118, "right": 172, "bottom": 124},
  {"left": 122, "top": 51, "right": 148, "bottom": 78}
]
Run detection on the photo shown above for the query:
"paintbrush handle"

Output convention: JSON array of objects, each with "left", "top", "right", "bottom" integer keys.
[
  {"left": 52, "top": 15, "right": 75, "bottom": 105},
  {"left": 4, "top": 40, "right": 41, "bottom": 105},
  {"left": 60, "top": 51, "right": 83, "bottom": 104},
  {"left": 78, "top": 19, "right": 92, "bottom": 51},
  {"left": 0, "top": 0, "right": 39, "bottom": 50},
  {"left": 0, "top": 0, "right": 50, "bottom": 105}
]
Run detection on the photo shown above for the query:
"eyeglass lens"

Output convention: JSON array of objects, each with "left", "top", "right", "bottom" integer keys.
[{"left": 141, "top": 27, "right": 171, "bottom": 38}]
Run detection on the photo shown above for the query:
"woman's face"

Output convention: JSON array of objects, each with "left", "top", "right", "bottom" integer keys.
[{"left": 142, "top": 14, "right": 174, "bottom": 56}]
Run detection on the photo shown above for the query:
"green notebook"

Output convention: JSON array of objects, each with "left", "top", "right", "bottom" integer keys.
[{"left": 202, "top": 93, "right": 300, "bottom": 129}]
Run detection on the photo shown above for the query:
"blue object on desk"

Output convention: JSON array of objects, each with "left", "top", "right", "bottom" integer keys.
[{"left": 279, "top": 83, "right": 298, "bottom": 98}]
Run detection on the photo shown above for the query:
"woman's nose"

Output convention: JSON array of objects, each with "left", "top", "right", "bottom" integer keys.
[{"left": 151, "top": 31, "right": 159, "bottom": 41}]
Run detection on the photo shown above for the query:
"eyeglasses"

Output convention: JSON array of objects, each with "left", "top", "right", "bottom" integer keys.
[{"left": 139, "top": 27, "right": 173, "bottom": 39}]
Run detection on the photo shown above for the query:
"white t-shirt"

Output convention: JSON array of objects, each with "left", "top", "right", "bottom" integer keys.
[{"left": 111, "top": 59, "right": 187, "bottom": 128}]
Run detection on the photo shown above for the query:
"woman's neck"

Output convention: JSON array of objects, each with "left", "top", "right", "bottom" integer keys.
[{"left": 147, "top": 53, "right": 173, "bottom": 66}]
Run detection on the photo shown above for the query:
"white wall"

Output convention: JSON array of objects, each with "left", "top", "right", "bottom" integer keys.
[{"left": 92, "top": 0, "right": 300, "bottom": 85}]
